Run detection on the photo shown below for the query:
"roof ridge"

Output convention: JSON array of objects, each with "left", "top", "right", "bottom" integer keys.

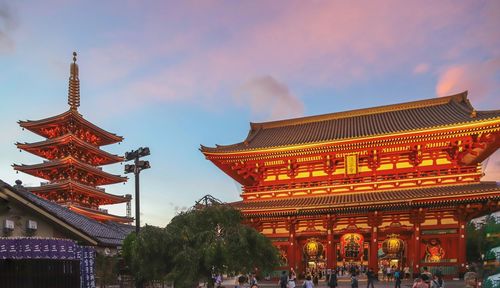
[{"left": 250, "top": 91, "right": 468, "bottom": 130}]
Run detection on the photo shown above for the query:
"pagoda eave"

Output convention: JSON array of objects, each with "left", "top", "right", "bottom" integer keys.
[
  {"left": 19, "top": 109, "right": 123, "bottom": 146},
  {"left": 68, "top": 205, "right": 133, "bottom": 223},
  {"left": 13, "top": 157, "right": 127, "bottom": 185},
  {"left": 16, "top": 134, "right": 124, "bottom": 165},
  {"left": 28, "top": 180, "right": 130, "bottom": 205}
]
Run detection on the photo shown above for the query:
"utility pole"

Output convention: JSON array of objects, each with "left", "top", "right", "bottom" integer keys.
[{"left": 124, "top": 147, "right": 151, "bottom": 234}]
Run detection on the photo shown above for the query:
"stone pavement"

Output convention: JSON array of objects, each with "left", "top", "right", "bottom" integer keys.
[{"left": 223, "top": 275, "right": 466, "bottom": 288}]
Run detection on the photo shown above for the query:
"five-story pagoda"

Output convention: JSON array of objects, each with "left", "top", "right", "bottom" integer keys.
[{"left": 13, "top": 53, "right": 132, "bottom": 223}]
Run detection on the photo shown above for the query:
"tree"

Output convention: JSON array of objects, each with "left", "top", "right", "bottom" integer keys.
[
  {"left": 122, "top": 204, "right": 281, "bottom": 288},
  {"left": 466, "top": 214, "right": 500, "bottom": 281},
  {"left": 164, "top": 204, "right": 280, "bottom": 288},
  {"left": 122, "top": 225, "right": 171, "bottom": 286}
]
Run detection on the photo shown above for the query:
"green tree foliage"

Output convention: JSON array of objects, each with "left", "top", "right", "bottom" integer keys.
[
  {"left": 122, "top": 225, "right": 171, "bottom": 286},
  {"left": 466, "top": 214, "right": 500, "bottom": 282},
  {"left": 467, "top": 214, "right": 500, "bottom": 262},
  {"left": 122, "top": 205, "right": 280, "bottom": 288},
  {"left": 165, "top": 204, "right": 280, "bottom": 288}
]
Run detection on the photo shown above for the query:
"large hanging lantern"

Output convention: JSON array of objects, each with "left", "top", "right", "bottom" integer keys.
[
  {"left": 340, "top": 233, "right": 364, "bottom": 259},
  {"left": 382, "top": 234, "right": 404, "bottom": 257},
  {"left": 303, "top": 238, "right": 323, "bottom": 259}
]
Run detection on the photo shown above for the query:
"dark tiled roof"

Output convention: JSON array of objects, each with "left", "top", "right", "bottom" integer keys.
[
  {"left": 230, "top": 182, "right": 500, "bottom": 216},
  {"left": 0, "top": 180, "right": 133, "bottom": 246},
  {"left": 201, "top": 92, "right": 500, "bottom": 153}
]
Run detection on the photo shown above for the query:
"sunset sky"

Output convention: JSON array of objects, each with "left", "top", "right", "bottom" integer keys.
[{"left": 0, "top": 1, "right": 499, "bottom": 226}]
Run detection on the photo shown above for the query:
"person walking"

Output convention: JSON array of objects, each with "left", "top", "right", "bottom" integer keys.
[
  {"left": 303, "top": 275, "right": 314, "bottom": 288},
  {"left": 351, "top": 274, "right": 359, "bottom": 288},
  {"left": 366, "top": 268, "right": 375, "bottom": 288},
  {"left": 430, "top": 275, "right": 444, "bottom": 288},
  {"left": 279, "top": 271, "right": 288, "bottom": 288},
  {"left": 421, "top": 267, "right": 432, "bottom": 287},
  {"left": 394, "top": 268, "right": 402, "bottom": 288},
  {"left": 327, "top": 270, "right": 338, "bottom": 288}
]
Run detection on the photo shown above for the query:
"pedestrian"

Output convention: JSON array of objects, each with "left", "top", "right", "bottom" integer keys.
[
  {"left": 279, "top": 271, "right": 288, "bottom": 288},
  {"left": 327, "top": 270, "right": 338, "bottom": 288},
  {"left": 302, "top": 275, "right": 314, "bottom": 288},
  {"left": 351, "top": 274, "right": 359, "bottom": 288},
  {"left": 215, "top": 274, "right": 223, "bottom": 288},
  {"left": 412, "top": 278, "right": 427, "bottom": 288},
  {"left": 249, "top": 274, "right": 258, "bottom": 287},
  {"left": 366, "top": 268, "right": 375, "bottom": 288},
  {"left": 394, "top": 268, "right": 402, "bottom": 288},
  {"left": 287, "top": 271, "right": 296, "bottom": 288},
  {"left": 386, "top": 266, "right": 393, "bottom": 282},
  {"left": 430, "top": 275, "right": 444, "bottom": 288},
  {"left": 404, "top": 266, "right": 410, "bottom": 279},
  {"left": 421, "top": 267, "right": 432, "bottom": 287}
]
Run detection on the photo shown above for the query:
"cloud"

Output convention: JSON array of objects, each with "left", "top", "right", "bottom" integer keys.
[
  {"left": 236, "top": 76, "right": 304, "bottom": 121},
  {"left": 24, "top": 1, "right": 499, "bottom": 117},
  {"left": 413, "top": 63, "right": 430, "bottom": 75},
  {"left": 435, "top": 58, "right": 500, "bottom": 103},
  {"left": 482, "top": 151, "right": 500, "bottom": 182},
  {"left": 0, "top": 2, "right": 18, "bottom": 53}
]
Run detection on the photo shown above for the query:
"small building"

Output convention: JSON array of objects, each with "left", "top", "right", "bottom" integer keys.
[{"left": 0, "top": 179, "right": 134, "bottom": 287}]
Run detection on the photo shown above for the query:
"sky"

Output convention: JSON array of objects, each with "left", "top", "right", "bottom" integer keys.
[{"left": 0, "top": 1, "right": 499, "bottom": 227}]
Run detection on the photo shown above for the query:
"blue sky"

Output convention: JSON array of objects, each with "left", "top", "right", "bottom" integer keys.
[{"left": 0, "top": 1, "right": 499, "bottom": 226}]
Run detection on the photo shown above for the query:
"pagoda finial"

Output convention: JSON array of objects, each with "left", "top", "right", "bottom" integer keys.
[{"left": 68, "top": 51, "right": 80, "bottom": 111}]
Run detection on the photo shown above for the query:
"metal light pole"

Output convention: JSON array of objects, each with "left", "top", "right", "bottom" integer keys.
[{"left": 124, "top": 147, "right": 151, "bottom": 234}]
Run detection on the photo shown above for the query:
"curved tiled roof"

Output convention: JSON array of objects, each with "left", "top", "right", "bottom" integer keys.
[
  {"left": 201, "top": 92, "right": 500, "bottom": 153},
  {"left": 230, "top": 182, "right": 500, "bottom": 217},
  {"left": 18, "top": 109, "right": 123, "bottom": 146},
  {"left": 0, "top": 180, "right": 133, "bottom": 246}
]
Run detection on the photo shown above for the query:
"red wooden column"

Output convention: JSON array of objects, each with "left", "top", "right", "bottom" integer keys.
[
  {"left": 457, "top": 216, "right": 467, "bottom": 275},
  {"left": 327, "top": 228, "right": 334, "bottom": 269},
  {"left": 369, "top": 227, "right": 378, "bottom": 271},
  {"left": 410, "top": 208, "right": 425, "bottom": 277},
  {"left": 289, "top": 220, "right": 297, "bottom": 271},
  {"left": 368, "top": 211, "right": 382, "bottom": 271}
]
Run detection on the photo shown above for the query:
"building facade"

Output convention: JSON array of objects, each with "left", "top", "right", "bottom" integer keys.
[{"left": 201, "top": 92, "right": 500, "bottom": 277}]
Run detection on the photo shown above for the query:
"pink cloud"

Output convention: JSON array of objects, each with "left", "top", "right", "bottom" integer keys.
[
  {"left": 436, "top": 58, "right": 500, "bottom": 103},
  {"left": 413, "top": 63, "right": 430, "bottom": 74},
  {"left": 64, "top": 1, "right": 499, "bottom": 116},
  {"left": 483, "top": 151, "right": 500, "bottom": 182},
  {"left": 236, "top": 76, "right": 304, "bottom": 121},
  {"left": 0, "top": 2, "right": 18, "bottom": 53}
]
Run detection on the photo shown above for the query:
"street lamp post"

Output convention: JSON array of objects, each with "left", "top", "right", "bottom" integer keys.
[{"left": 124, "top": 147, "right": 151, "bottom": 234}]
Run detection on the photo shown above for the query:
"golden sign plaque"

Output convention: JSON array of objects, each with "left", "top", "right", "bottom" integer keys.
[{"left": 345, "top": 154, "right": 358, "bottom": 175}]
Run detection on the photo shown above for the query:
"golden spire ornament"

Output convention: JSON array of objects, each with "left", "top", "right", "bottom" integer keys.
[{"left": 68, "top": 52, "right": 80, "bottom": 110}]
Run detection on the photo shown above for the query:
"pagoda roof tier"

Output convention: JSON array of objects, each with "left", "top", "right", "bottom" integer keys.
[
  {"left": 231, "top": 182, "right": 500, "bottom": 217},
  {"left": 28, "top": 180, "right": 130, "bottom": 206},
  {"left": 68, "top": 204, "right": 133, "bottom": 224},
  {"left": 16, "top": 134, "right": 124, "bottom": 165},
  {"left": 201, "top": 92, "right": 500, "bottom": 154},
  {"left": 13, "top": 156, "right": 127, "bottom": 186},
  {"left": 18, "top": 109, "right": 123, "bottom": 146}
]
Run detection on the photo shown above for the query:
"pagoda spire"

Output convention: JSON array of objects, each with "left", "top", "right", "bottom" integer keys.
[{"left": 68, "top": 52, "right": 80, "bottom": 111}]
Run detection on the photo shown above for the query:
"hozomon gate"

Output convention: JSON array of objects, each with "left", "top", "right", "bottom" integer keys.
[{"left": 201, "top": 92, "right": 500, "bottom": 277}]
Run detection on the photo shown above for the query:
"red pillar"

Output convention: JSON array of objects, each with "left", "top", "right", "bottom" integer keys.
[
  {"left": 369, "top": 227, "right": 378, "bottom": 271},
  {"left": 327, "top": 228, "right": 334, "bottom": 269},
  {"left": 411, "top": 223, "right": 421, "bottom": 277},
  {"left": 289, "top": 222, "right": 297, "bottom": 271},
  {"left": 458, "top": 218, "right": 467, "bottom": 275}
]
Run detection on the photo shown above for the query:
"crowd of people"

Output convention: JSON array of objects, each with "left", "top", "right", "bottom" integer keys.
[{"left": 213, "top": 264, "right": 444, "bottom": 288}]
